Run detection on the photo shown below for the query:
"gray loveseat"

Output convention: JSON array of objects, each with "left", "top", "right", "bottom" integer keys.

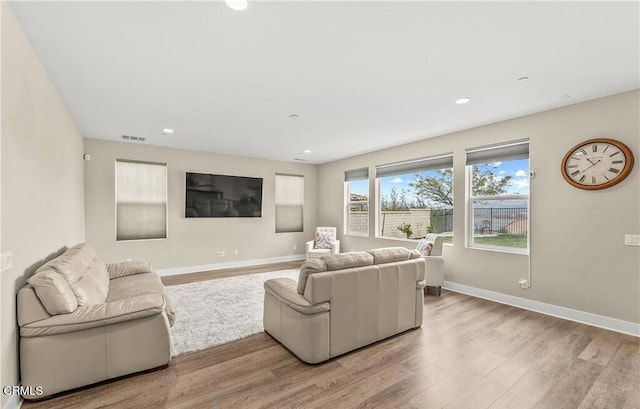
[
  {"left": 264, "top": 247, "right": 426, "bottom": 363},
  {"left": 17, "top": 243, "right": 175, "bottom": 399}
]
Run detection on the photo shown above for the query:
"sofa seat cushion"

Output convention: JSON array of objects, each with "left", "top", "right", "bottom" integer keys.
[
  {"left": 366, "top": 247, "right": 421, "bottom": 264},
  {"left": 108, "top": 273, "right": 175, "bottom": 326},
  {"left": 20, "top": 293, "right": 166, "bottom": 337}
]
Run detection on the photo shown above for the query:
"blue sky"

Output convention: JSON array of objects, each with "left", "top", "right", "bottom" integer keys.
[{"left": 350, "top": 159, "right": 530, "bottom": 202}]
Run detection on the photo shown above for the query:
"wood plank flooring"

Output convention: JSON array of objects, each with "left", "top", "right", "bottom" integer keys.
[{"left": 24, "top": 264, "right": 639, "bottom": 409}]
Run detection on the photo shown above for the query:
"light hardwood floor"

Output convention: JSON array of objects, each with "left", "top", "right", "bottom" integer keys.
[{"left": 24, "top": 263, "right": 640, "bottom": 409}]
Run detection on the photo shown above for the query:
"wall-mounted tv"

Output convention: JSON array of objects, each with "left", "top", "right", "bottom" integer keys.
[{"left": 185, "top": 172, "right": 263, "bottom": 218}]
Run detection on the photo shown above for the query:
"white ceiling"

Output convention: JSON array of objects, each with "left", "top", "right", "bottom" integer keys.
[{"left": 9, "top": 1, "right": 640, "bottom": 164}]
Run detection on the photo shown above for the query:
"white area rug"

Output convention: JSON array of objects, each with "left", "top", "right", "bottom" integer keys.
[{"left": 165, "top": 269, "right": 299, "bottom": 356}]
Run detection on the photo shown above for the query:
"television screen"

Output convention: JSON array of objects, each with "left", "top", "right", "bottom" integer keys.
[{"left": 185, "top": 172, "right": 263, "bottom": 218}]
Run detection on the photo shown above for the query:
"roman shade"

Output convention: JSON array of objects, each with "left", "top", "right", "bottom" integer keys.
[{"left": 375, "top": 153, "right": 453, "bottom": 178}]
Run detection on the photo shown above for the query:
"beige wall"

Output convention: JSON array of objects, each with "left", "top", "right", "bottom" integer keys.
[
  {"left": 318, "top": 90, "right": 640, "bottom": 324},
  {"left": 1, "top": 5, "right": 85, "bottom": 406},
  {"left": 84, "top": 139, "right": 318, "bottom": 269}
]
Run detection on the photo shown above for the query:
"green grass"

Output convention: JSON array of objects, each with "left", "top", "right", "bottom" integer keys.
[
  {"left": 427, "top": 234, "right": 527, "bottom": 249},
  {"left": 473, "top": 234, "right": 527, "bottom": 248}
]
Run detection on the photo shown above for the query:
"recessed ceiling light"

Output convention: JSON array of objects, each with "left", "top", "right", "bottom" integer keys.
[
  {"left": 225, "top": 0, "right": 248, "bottom": 11},
  {"left": 289, "top": 114, "right": 300, "bottom": 119},
  {"left": 303, "top": 149, "right": 312, "bottom": 154},
  {"left": 455, "top": 97, "right": 471, "bottom": 105},
  {"left": 162, "top": 128, "right": 174, "bottom": 135}
]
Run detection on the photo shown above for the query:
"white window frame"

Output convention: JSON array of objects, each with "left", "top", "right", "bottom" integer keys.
[
  {"left": 465, "top": 139, "right": 530, "bottom": 254},
  {"left": 344, "top": 168, "right": 369, "bottom": 237}
]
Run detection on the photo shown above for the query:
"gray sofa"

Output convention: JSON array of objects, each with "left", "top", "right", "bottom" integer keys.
[
  {"left": 263, "top": 247, "right": 426, "bottom": 363},
  {"left": 17, "top": 243, "right": 175, "bottom": 399}
]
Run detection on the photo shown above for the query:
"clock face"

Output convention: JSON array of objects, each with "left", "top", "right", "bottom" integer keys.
[{"left": 561, "top": 138, "right": 634, "bottom": 190}]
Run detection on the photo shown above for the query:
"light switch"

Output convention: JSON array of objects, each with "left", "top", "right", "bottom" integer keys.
[
  {"left": 624, "top": 234, "right": 640, "bottom": 246},
  {"left": 1, "top": 251, "right": 12, "bottom": 272}
]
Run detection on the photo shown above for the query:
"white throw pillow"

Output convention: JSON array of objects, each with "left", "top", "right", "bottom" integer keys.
[{"left": 314, "top": 228, "right": 336, "bottom": 250}]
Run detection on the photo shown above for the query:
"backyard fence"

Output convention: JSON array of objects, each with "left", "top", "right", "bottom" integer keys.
[
  {"left": 349, "top": 207, "right": 528, "bottom": 238},
  {"left": 473, "top": 207, "right": 528, "bottom": 235}
]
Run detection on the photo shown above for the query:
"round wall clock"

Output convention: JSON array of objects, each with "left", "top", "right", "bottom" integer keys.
[{"left": 561, "top": 138, "right": 634, "bottom": 190}]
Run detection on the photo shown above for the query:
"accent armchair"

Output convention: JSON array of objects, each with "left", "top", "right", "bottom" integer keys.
[
  {"left": 416, "top": 234, "right": 445, "bottom": 295},
  {"left": 305, "top": 227, "right": 340, "bottom": 260}
]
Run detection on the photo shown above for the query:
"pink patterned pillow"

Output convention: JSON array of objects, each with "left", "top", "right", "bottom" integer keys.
[
  {"left": 315, "top": 229, "right": 336, "bottom": 249},
  {"left": 416, "top": 239, "right": 433, "bottom": 256}
]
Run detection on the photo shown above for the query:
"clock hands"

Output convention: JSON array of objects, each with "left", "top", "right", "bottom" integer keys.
[{"left": 583, "top": 159, "right": 601, "bottom": 172}]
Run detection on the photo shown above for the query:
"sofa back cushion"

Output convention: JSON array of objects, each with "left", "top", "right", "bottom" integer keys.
[
  {"left": 366, "top": 247, "right": 420, "bottom": 264},
  {"left": 27, "top": 270, "right": 78, "bottom": 315},
  {"left": 73, "top": 257, "right": 110, "bottom": 305},
  {"left": 34, "top": 243, "right": 110, "bottom": 307},
  {"left": 322, "top": 252, "right": 374, "bottom": 271},
  {"left": 297, "top": 258, "right": 328, "bottom": 294}
]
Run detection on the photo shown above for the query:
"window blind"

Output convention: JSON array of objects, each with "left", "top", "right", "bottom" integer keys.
[
  {"left": 375, "top": 153, "right": 453, "bottom": 178},
  {"left": 344, "top": 167, "right": 369, "bottom": 181},
  {"left": 275, "top": 174, "right": 304, "bottom": 233},
  {"left": 116, "top": 160, "right": 167, "bottom": 241},
  {"left": 465, "top": 139, "right": 529, "bottom": 165}
]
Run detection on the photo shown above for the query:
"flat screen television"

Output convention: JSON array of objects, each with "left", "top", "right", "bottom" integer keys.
[{"left": 185, "top": 172, "right": 263, "bottom": 218}]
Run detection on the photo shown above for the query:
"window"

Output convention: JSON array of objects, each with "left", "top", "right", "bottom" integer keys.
[
  {"left": 375, "top": 154, "right": 454, "bottom": 242},
  {"left": 275, "top": 174, "right": 304, "bottom": 233},
  {"left": 115, "top": 160, "right": 167, "bottom": 241},
  {"left": 466, "top": 139, "right": 530, "bottom": 252},
  {"left": 345, "top": 168, "right": 369, "bottom": 236}
]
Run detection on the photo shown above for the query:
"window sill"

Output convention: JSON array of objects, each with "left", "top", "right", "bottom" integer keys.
[
  {"left": 466, "top": 244, "right": 528, "bottom": 256},
  {"left": 345, "top": 232, "right": 369, "bottom": 238}
]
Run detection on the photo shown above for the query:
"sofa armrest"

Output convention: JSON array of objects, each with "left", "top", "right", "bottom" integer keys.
[
  {"left": 305, "top": 240, "right": 314, "bottom": 252},
  {"left": 331, "top": 240, "right": 341, "bottom": 254},
  {"left": 264, "top": 278, "right": 330, "bottom": 315},
  {"left": 20, "top": 293, "right": 167, "bottom": 337},
  {"left": 423, "top": 255, "right": 445, "bottom": 286},
  {"left": 106, "top": 260, "right": 152, "bottom": 280}
]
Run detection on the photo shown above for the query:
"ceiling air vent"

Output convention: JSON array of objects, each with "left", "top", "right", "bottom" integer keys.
[
  {"left": 121, "top": 134, "right": 146, "bottom": 142},
  {"left": 294, "top": 158, "right": 307, "bottom": 162}
]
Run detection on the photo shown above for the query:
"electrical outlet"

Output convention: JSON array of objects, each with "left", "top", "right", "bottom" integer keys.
[
  {"left": 1, "top": 251, "right": 12, "bottom": 272},
  {"left": 293, "top": 244, "right": 297, "bottom": 250},
  {"left": 624, "top": 234, "right": 640, "bottom": 246},
  {"left": 234, "top": 250, "right": 239, "bottom": 256},
  {"left": 518, "top": 279, "right": 530, "bottom": 289},
  {"left": 221, "top": 251, "right": 225, "bottom": 257}
]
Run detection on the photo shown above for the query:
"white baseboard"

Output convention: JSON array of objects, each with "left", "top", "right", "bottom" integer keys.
[
  {"left": 155, "top": 254, "right": 306, "bottom": 277},
  {"left": 443, "top": 281, "right": 640, "bottom": 337},
  {"left": 2, "top": 394, "right": 22, "bottom": 409}
]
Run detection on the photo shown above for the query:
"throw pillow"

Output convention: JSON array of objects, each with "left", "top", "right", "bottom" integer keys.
[
  {"left": 416, "top": 239, "right": 433, "bottom": 256},
  {"left": 315, "top": 229, "right": 336, "bottom": 250}
]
